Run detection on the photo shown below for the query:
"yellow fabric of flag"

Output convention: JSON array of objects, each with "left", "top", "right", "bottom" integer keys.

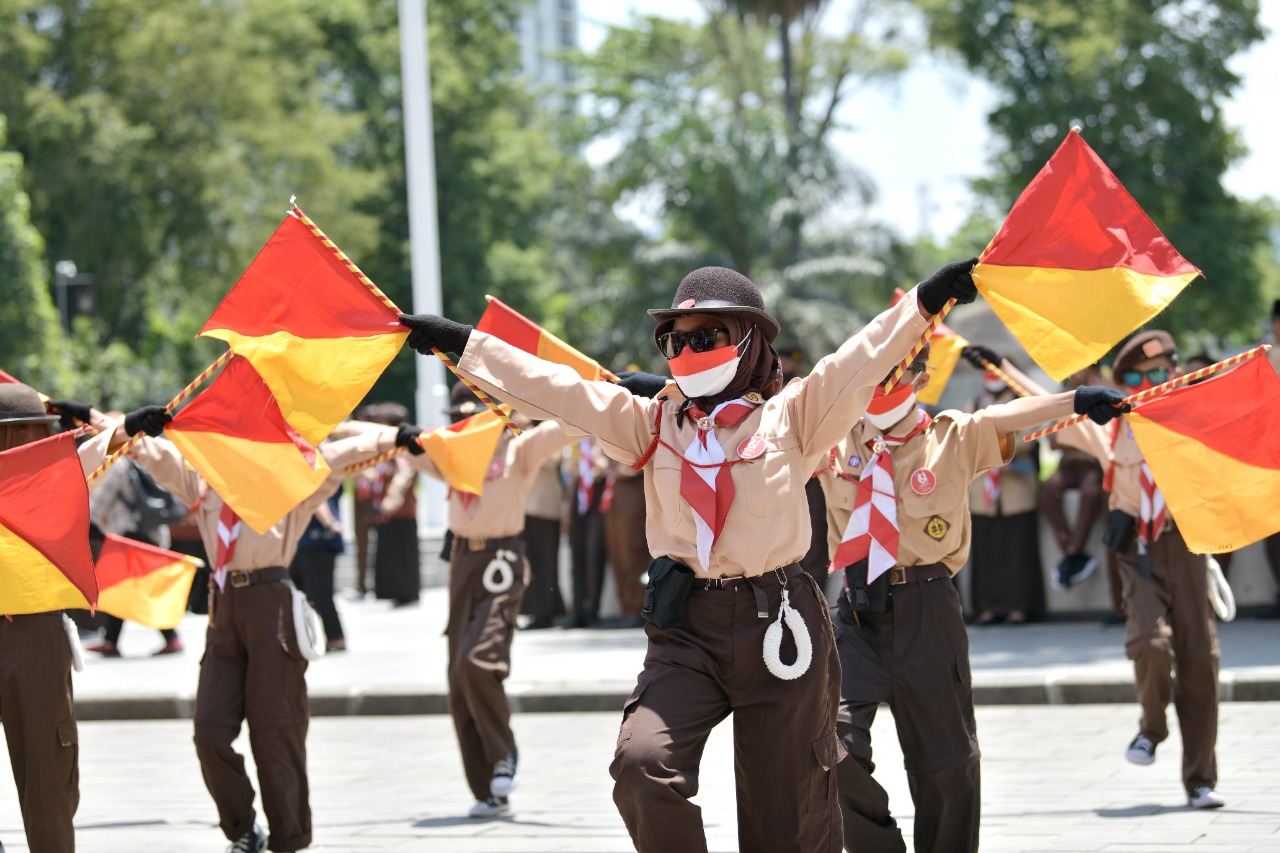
[
  {"left": 419, "top": 408, "right": 508, "bottom": 496},
  {"left": 95, "top": 534, "right": 201, "bottom": 630}
]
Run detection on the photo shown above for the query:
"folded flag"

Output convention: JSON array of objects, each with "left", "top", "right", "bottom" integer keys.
[
  {"left": 199, "top": 211, "right": 408, "bottom": 444},
  {"left": 973, "top": 130, "right": 1200, "bottom": 381},
  {"left": 0, "top": 432, "right": 97, "bottom": 613},
  {"left": 1126, "top": 357, "right": 1280, "bottom": 553},
  {"left": 891, "top": 288, "right": 967, "bottom": 405},
  {"left": 95, "top": 534, "right": 201, "bottom": 629},
  {"left": 419, "top": 407, "right": 508, "bottom": 496},
  {"left": 165, "top": 354, "right": 331, "bottom": 534},
  {"left": 476, "top": 296, "right": 611, "bottom": 381}
]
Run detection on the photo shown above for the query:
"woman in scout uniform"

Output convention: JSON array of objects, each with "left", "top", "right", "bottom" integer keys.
[
  {"left": 818, "top": 344, "right": 1125, "bottom": 853},
  {"left": 105, "top": 408, "right": 399, "bottom": 853},
  {"left": 398, "top": 259, "right": 979, "bottom": 852},
  {"left": 0, "top": 389, "right": 116, "bottom": 852},
  {"left": 1056, "top": 330, "right": 1226, "bottom": 810},
  {"left": 392, "top": 383, "right": 574, "bottom": 819}
]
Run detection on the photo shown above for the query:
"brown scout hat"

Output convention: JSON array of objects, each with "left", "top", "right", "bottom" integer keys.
[
  {"left": 1113, "top": 330, "right": 1177, "bottom": 376},
  {"left": 446, "top": 381, "right": 497, "bottom": 418},
  {"left": 648, "top": 267, "right": 781, "bottom": 343},
  {"left": 0, "top": 382, "right": 59, "bottom": 425}
]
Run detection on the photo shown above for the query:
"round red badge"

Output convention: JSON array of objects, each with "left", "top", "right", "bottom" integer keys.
[
  {"left": 737, "top": 435, "right": 766, "bottom": 460},
  {"left": 910, "top": 468, "right": 937, "bottom": 495}
]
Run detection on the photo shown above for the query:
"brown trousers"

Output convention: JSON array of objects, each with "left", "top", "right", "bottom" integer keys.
[
  {"left": 1116, "top": 528, "right": 1219, "bottom": 792},
  {"left": 835, "top": 576, "right": 980, "bottom": 853},
  {"left": 610, "top": 567, "right": 843, "bottom": 853},
  {"left": 448, "top": 540, "right": 529, "bottom": 800},
  {"left": 602, "top": 476, "right": 648, "bottom": 620},
  {"left": 194, "top": 571, "right": 311, "bottom": 851},
  {"left": 0, "top": 612, "right": 78, "bottom": 852}
]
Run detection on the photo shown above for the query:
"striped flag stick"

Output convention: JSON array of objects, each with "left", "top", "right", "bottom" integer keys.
[
  {"left": 882, "top": 298, "right": 955, "bottom": 393},
  {"left": 1022, "top": 345, "right": 1270, "bottom": 442},
  {"left": 978, "top": 358, "right": 1032, "bottom": 398}
]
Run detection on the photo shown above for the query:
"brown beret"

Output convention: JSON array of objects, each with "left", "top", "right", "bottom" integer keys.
[{"left": 1113, "top": 330, "right": 1177, "bottom": 376}]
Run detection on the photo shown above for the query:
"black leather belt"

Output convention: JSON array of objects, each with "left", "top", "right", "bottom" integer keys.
[
  {"left": 463, "top": 536, "right": 522, "bottom": 552},
  {"left": 226, "top": 567, "right": 290, "bottom": 588},
  {"left": 887, "top": 564, "right": 951, "bottom": 585}
]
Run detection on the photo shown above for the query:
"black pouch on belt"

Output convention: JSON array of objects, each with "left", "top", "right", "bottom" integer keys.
[
  {"left": 844, "top": 559, "right": 891, "bottom": 613},
  {"left": 439, "top": 529, "right": 454, "bottom": 562},
  {"left": 642, "top": 557, "right": 696, "bottom": 629},
  {"left": 1102, "top": 510, "right": 1136, "bottom": 554}
]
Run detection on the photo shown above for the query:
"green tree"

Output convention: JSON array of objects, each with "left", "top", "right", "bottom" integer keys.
[{"left": 916, "top": 0, "right": 1270, "bottom": 340}]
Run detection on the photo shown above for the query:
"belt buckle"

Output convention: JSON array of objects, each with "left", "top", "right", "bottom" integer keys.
[
  {"left": 469, "top": 538, "right": 486, "bottom": 552},
  {"left": 230, "top": 570, "right": 251, "bottom": 588},
  {"left": 888, "top": 567, "right": 906, "bottom": 585}
]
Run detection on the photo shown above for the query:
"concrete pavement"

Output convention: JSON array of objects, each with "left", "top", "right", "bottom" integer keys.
[
  {"left": 2, "top": 704, "right": 1278, "bottom": 851},
  {"left": 71, "top": 589, "right": 1280, "bottom": 719}
]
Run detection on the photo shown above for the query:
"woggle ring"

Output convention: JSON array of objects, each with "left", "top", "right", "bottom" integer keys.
[
  {"left": 63, "top": 613, "right": 85, "bottom": 673},
  {"left": 763, "top": 588, "right": 812, "bottom": 680},
  {"left": 483, "top": 549, "right": 517, "bottom": 594},
  {"left": 1206, "top": 555, "right": 1236, "bottom": 622}
]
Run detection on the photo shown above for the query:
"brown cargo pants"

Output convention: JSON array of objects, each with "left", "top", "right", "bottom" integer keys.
[
  {"left": 193, "top": 568, "right": 311, "bottom": 851},
  {"left": 835, "top": 573, "right": 980, "bottom": 853},
  {"left": 0, "top": 612, "right": 78, "bottom": 852},
  {"left": 610, "top": 566, "right": 843, "bottom": 853},
  {"left": 448, "top": 539, "right": 529, "bottom": 801},
  {"left": 1116, "top": 526, "right": 1219, "bottom": 793}
]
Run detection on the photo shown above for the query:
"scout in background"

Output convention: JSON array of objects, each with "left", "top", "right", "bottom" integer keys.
[{"left": 819, "top": 342, "right": 1127, "bottom": 853}]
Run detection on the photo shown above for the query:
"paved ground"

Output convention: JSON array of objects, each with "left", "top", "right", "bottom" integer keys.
[
  {"left": 71, "top": 590, "right": 1280, "bottom": 719},
  {"left": 0, "top": 704, "right": 1277, "bottom": 852}
]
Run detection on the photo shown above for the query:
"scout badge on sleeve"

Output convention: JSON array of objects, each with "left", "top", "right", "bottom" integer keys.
[
  {"left": 762, "top": 572, "right": 812, "bottom": 681},
  {"left": 483, "top": 549, "right": 517, "bottom": 594},
  {"left": 292, "top": 586, "right": 326, "bottom": 661},
  {"left": 63, "top": 613, "right": 85, "bottom": 673}
]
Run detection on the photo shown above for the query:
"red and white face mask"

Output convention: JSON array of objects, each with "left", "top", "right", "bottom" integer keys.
[
  {"left": 669, "top": 328, "right": 752, "bottom": 398},
  {"left": 865, "top": 381, "right": 917, "bottom": 431}
]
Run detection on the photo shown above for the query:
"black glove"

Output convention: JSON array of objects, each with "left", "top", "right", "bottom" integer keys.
[
  {"left": 918, "top": 257, "right": 979, "bottom": 315},
  {"left": 395, "top": 421, "right": 427, "bottom": 455},
  {"left": 46, "top": 399, "right": 92, "bottom": 430},
  {"left": 123, "top": 405, "right": 171, "bottom": 437},
  {"left": 1073, "top": 386, "right": 1131, "bottom": 425},
  {"left": 961, "top": 344, "right": 1001, "bottom": 369},
  {"left": 615, "top": 370, "right": 669, "bottom": 399},
  {"left": 398, "top": 313, "right": 473, "bottom": 357}
]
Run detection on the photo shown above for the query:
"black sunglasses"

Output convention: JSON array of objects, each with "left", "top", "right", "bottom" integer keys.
[
  {"left": 1120, "top": 367, "right": 1170, "bottom": 388},
  {"left": 655, "top": 325, "right": 730, "bottom": 359}
]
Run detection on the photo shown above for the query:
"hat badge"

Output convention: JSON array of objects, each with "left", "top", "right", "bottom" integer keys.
[{"left": 679, "top": 298, "right": 697, "bottom": 309}]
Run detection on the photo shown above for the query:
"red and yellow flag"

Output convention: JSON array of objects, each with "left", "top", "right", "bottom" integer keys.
[
  {"left": 476, "top": 297, "right": 609, "bottom": 381},
  {"left": 419, "top": 408, "right": 508, "bottom": 496},
  {"left": 1126, "top": 357, "right": 1280, "bottom": 553},
  {"left": 198, "top": 213, "right": 408, "bottom": 444},
  {"left": 0, "top": 368, "right": 21, "bottom": 384},
  {"left": 166, "top": 355, "right": 331, "bottom": 534},
  {"left": 891, "top": 288, "right": 968, "bottom": 405},
  {"left": 0, "top": 432, "right": 97, "bottom": 613},
  {"left": 973, "top": 130, "right": 1200, "bottom": 381},
  {"left": 95, "top": 534, "right": 201, "bottom": 629}
]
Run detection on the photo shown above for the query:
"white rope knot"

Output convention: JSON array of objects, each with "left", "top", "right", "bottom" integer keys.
[
  {"left": 1206, "top": 555, "right": 1236, "bottom": 622},
  {"left": 483, "top": 549, "right": 517, "bottom": 594},
  {"left": 762, "top": 587, "right": 813, "bottom": 680}
]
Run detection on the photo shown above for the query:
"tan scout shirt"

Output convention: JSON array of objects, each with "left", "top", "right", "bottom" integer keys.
[
  {"left": 819, "top": 410, "right": 1014, "bottom": 575},
  {"left": 79, "top": 420, "right": 121, "bottom": 489},
  {"left": 404, "top": 420, "right": 575, "bottom": 539},
  {"left": 129, "top": 430, "right": 389, "bottom": 571},
  {"left": 1060, "top": 418, "right": 1151, "bottom": 519},
  {"left": 455, "top": 291, "right": 931, "bottom": 578}
]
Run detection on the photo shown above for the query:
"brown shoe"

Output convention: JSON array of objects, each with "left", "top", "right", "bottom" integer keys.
[
  {"left": 85, "top": 641, "right": 121, "bottom": 658},
  {"left": 152, "top": 638, "right": 184, "bottom": 656}
]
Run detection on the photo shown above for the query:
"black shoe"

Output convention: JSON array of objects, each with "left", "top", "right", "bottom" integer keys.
[
  {"left": 490, "top": 747, "right": 519, "bottom": 797},
  {"left": 1053, "top": 553, "right": 1095, "bottom": 590},
  {"left": 522, "top": 616, "right": 554, "bottom": 630},
  {"left": 227, "top": 823, "right": 267, "bottom": 853}
]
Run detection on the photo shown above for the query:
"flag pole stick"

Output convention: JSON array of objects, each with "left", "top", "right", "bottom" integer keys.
[
  {"left": 345, "top": 447, "right": 405, "bottom": 475},
  {"left": 1022, "top": 345, "right": 1270, "bottom": 442},
  {"left": 290, "top": 200, "right": 522, "bottom": 436},
  {"left": 882, "top": 297, "right": 955, "bottom": 393},
  {"left": 86, "top": 349, "right": 236, "bottom": 483},
  {"left": 978, "top": 358, "right": 1032, "bottom": 398},
  {"left": 482, "top": 294, "right": 621, "bottom": 383}
]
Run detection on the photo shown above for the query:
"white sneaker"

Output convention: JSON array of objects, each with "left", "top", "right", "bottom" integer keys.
[
  {"left": 227, "top": 823, "right": 267, "bottom": 853},
  {"left": 1188, "top": 786, "right": 1225, "bottom": 809},
  {"left": 468, "top": 796, "right": 510, "bottom": 818},
  {"left": 490, "top": 748, "right": 519, "bottom": 797},
  {"left": 1124, "top": 733, "right": 1157, "bottom": 765}
]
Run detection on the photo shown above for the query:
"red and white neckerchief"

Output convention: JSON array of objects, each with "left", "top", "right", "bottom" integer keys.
[
  {"left": 1137, "top": 461, "right": 1166, "bottom": 545},
  {"left": 598, "top": 476, "right": 615, "bottom": 514},
  {"left": 212, "top": 502, "right": 242, "bottom": 592},
  {"left": 577, "top": 438, "right": 595, "bottom": 514},
  {"left": 829, "top": 408, "right": 932, "bottom": 584},
  {"left": 982, "top": 468, "right": 1001, "bottom": 510},
  {"left": 452, "top": 454, "right": 507, "bottom": 511},
  {"left": 680, "top": 398, "right": 757, "bottom": 572}
]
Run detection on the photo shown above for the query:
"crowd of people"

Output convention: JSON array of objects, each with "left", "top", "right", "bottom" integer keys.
[{"left": 3, "top": 271, "right": 1278, "bottom": 853}]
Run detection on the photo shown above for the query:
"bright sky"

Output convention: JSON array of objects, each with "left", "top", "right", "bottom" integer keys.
[{"left": 580, "top": 0, "right": 1280, "bottom": 241}]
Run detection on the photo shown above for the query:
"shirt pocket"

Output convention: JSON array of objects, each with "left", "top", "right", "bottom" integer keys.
[
  {"left": 900, "top": 482, "right": 962, "bottom": 520},
  {"left": 649, "top": 457, "right": 685, "bottom": 531},
  {"left": 741, "top": 435, "right": 801, "bottom": 518}
]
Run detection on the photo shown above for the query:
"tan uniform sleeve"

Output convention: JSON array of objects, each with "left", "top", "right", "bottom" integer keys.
[
  {"left": 512, "top": 420, "right": 576, "bottom": 477},
  {"left": 304, "top": 430, "right": 392, "bottom": 516},
  {"left": 77, "top": 420, "right": 121, "bottom": 493},
  {"left": 1056, "top": 419, "right": 1111, "bottom": 466},
  {"left": 456, "top": 334, "right": 657, "bottom": 465},
  {"left": 936, "top": 409, "right": 1016, "bottom": 478}
]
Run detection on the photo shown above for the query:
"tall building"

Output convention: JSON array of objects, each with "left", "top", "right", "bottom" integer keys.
[{"left": 517, "top": 0, "right": 578, "bottom": 95}]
